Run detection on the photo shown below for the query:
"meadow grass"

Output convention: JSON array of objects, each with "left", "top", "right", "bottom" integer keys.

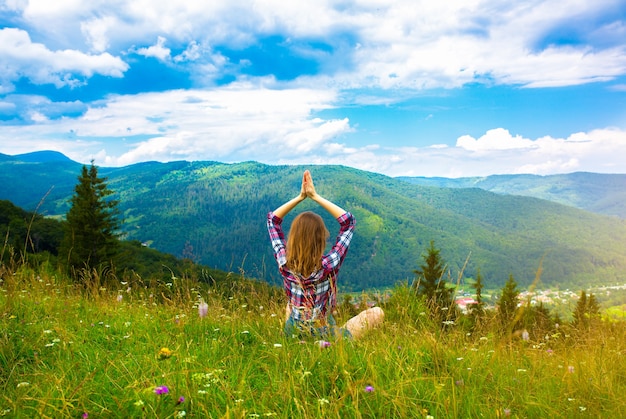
[{"left": 2, "top": 266, "right": 626, "bottom": 418}]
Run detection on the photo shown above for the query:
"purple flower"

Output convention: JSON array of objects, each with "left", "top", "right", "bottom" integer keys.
[
  {"left": 82, "top": 413, "right": 89, "bottom": 419},
  {"left": 318, "top": 340, "right": 331, "bottom": 348},
  {"left": 178, "top": 396, "right": 185, "bottom": 404},
  {"left": 198, "top": 302, "right": 209, "bottom": 318},
  {"left": 364, "top": 385, "right": 374, "bottom": 393},
  {"left": 154, "top": 385, "right": 169, "bottom": 395}
]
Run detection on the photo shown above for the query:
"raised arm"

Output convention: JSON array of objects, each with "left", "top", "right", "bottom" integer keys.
[
  {"left": 271, "top": 172, "right": 307, "bottom": 219},
  {"left": 303, "top": 170, "right": 347, "bottom": 218}
]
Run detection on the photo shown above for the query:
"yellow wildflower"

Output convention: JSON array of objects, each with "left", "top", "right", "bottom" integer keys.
[{"left": 158, "top": 347, "right": 173, "bottom": 359}]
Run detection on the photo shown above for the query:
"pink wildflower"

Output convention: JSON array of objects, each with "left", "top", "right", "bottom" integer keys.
[
  {"left": 364, "top": 385, "right": 374, "bottom": 393},
  {"left": 154, "top": 385, "right": 169, "bottom": 395},
  {"left": 198, "top": 302, "right": 209, "bottom": 318},
  {"left": 318, "top": 340, "right": 331, "bottom": 348}
]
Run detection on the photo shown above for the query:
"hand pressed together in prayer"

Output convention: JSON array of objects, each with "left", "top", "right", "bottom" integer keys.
[{"left": 301, "top": 170, "right": 317, "bottom": 200}]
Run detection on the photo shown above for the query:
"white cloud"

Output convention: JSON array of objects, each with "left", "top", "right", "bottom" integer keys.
[
  {"left": 0, "top": 28, "right": 128, "bottom": 91},
  {"left": 81, "top": 15, "right": 118, "bottom": 53},
  {"left": 457, "top": 129, "right": 537, "bottom": 152},
  {"left": 7, "top": 0, "right": 626, "bottom": 90},
  {"left": 174, "top": 41, "right": 201, "bottom": 62},
  {"left": 1, "top": 80, "right": 625, "bottom": 177},
  {"left": 270, "top": 126, "right": 626, "bottom": 177},
  {"left": 0, "top": 85, "right": 349, "bottom": 163},
  {"left": 449, "top": 127, "right": 626, "bottom": 176},
  {"left": 135, "top": 36, "right": 171, "bottom": 61},
  {"left": 282, "top": 119, "right": 352, "bottom": 153}
]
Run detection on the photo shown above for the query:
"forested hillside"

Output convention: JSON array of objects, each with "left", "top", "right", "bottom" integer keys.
[
  {"left": 398, "top": 173, "right": 626, "bottom": 219},
  {"left": 2, "top": 152, "right": 626, "bottom": 291},
  {"left": 0, "top": 199, "right": 233, "bottom": 285}
]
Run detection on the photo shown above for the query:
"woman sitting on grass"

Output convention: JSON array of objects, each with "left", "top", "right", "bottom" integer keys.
[{"left": 267, "top": 170, "right": 384, "bottom": 339}]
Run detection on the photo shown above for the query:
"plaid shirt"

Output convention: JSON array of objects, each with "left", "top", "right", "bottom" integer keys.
[{"left": 267, "top": 211, "right": 356, "bottom": 322}]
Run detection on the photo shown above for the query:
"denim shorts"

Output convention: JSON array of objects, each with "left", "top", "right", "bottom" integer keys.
[{"left": 284, "top": 313, "right": 352, "bottom": 339}]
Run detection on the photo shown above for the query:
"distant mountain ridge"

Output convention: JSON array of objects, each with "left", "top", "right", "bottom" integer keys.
[
  {"left": 1, "top": 151, "right": 626, "bottom": 291},
  {"left": 14, "top": 150, "right": 75, "bottom": 163},
  {"left": 398, "top": 173, "right": 626, "bottom": 219}
]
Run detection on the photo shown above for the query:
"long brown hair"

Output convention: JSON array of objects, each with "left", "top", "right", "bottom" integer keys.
[{"left": 286, "top": 211, "right": 329, "bottom": 276}]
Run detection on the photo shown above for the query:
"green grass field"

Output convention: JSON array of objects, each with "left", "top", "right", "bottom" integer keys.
[{"left": 2, "top": 265, "right": 626, "bottom": 418}]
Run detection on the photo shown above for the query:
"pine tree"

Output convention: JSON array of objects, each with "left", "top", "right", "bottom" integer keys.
[
  {"left": 587, "top": 293, "right": 600, "bottom": 318},
  {"left": 498, "top": 274, "right": 519, "bottom": 329},
  {"left": 572, "top": 290, "right": 588, "bottom": 328},
  {"left": 572, "top": 290, "right": 601, "bottom": 329},
  {"left": 413, "top": 240, "right": 455, "bottom": 312},
  {"left": 470, "top": 268, "right": 485, "bottom": 317},
  {"left": 60, "top": 162, "right": 120, "bottom": 275}
]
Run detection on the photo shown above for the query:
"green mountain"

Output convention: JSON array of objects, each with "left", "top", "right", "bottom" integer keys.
[
  {"left": 398, "top": 173, "right": 626, "bottom": 219},
  {"left": 2, "top": 152, "right": 626, "bottom": 291}
]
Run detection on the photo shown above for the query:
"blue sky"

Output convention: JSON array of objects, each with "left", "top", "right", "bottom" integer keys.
[{"left": 1, "top": 0, "right": 625, "bottom": 177}]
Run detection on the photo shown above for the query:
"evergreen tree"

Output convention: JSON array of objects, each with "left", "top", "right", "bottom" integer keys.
[
  {"left": 498, "top": 274, "right": 519, "bottom": 329},
  {"left": 413, "top": 240, "right": 455, "bottom": 312},
  {"left": 469, "top": 268, "right": 485, "bottom": 317},
  {"left": 587, "top": 293, "right": 600, "bottom": 318},
  {"left": 572, "top": 290, "right": 601, "bottom": 329},
  {"left": 60, "top": 162, "right": 120, "bottom": 275},
  {"left": 572, "top": 290, "right": 588, "bottom": 328}
]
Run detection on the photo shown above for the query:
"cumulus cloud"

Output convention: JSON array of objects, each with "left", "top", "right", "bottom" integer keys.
[
  {"left": 449, "top": 128, "right": 626, "bottom": 176},
  {"left": 6, "top": 0, "right": 626, "bottom": 90},
  {"left": 268, "top": 127, "right": 626, "bottom": 177},
  {"left": 457, "top": 129, "right": 537, "bottom": 152},
  {"left": 135, "top": 36, "right": 171, "bottom": 61},
  {"left": 81, "top": 15, "right": 119, "bottom": 53},
  {"left": 0, "top": 28, "right": 128, "bottom": 91},
  {"left": 0, "top": 86, "right": 350, "bottom": 164},
  {"left": 174, "top": 41, "right": 201, "bottom": 62},
  {"left": 2, "top": 81, "right": 625, "bottom": 177}
]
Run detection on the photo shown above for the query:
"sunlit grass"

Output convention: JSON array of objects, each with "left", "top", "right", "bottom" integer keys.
[{"left": 2, "top": 266, "right": 626, "bottom": 418}]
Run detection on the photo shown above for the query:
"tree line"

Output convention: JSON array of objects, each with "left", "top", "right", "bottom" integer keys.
[
  {"left": 406, "top": 239, "right": 601, "bottom": 337},
  {"left": 0, "top": 162, "right": 230, "bottom": 285}
]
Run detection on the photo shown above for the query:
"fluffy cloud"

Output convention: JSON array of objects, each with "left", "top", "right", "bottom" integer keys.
[
  {"left": 6, "top": 0, "right": 626, "bottom": 89},
  {"left": 0, "top": 86, "right": 350, "bottom": 164},
  {"left": 135, "top": 36, "right": 171, "bottom": 61},
  {"left": 0, "top": 28, "right": 128, "bottom": 92},
  {"left": 457, "top": 129, "right": 537, "bottom": 152},
  {"left": 2, "top": 82, "right": 624, "bottom": 178},
  {"left": 274, "top": 127, "right": 626, "bottom": 177}
]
